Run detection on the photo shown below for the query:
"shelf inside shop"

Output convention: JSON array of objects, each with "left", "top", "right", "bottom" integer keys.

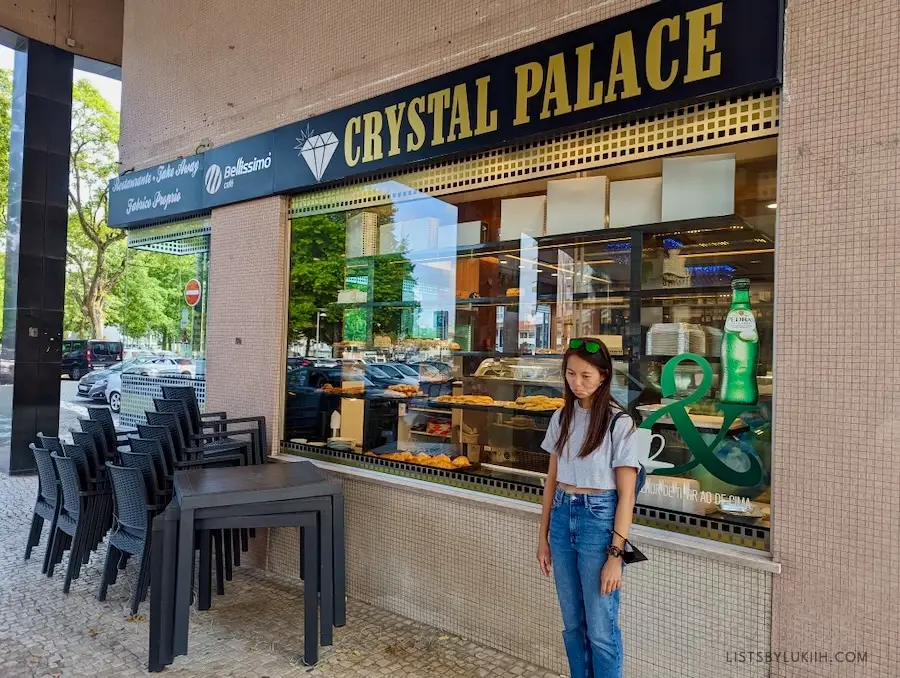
[
  {"left": 408, "top": 430, "right": 452, "bottom": 439},
  {"left": 408, "top": 397, "right": 559, "bottom": 417},
  {"left": 408, "top": 406, "right": 454, "bottom": 415},
  {"left": 343, "top": 215, "right": 766, "bottom": 266},
  {"left": 464, "top": 375, "right": 565, "bottom": 387},
  {"left": 338, "top": 283, "right": 773, "bottom": 310}
]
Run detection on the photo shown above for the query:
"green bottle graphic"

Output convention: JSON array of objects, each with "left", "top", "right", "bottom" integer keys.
[{"left": 719, "top": 278, "right": 759, "bottom": 405}]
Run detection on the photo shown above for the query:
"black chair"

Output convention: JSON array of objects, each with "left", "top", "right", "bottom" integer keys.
[
  {"left": 129, "top": 435, "right": 172, "bottom": 492},
  {"left": 88, "top": 406, "right": 129, "bottom": 455},
  {"left": 153, "top": 398, "right": 252, "bottom": 466},
  {"left": 141, "top": 413, "right": 245, "bottom": 577},
  {"left": 61, "top": 443, "right": 113, "bottom": 562},
  {"left": 99, "top": 463, "right": 152, "bottom": 614},
  {"left": 161, "top": 385, "right": 268, "bottom": 465},
  {"left": 72, "top": 430, "right": 105, "bottom": 481},
  {"left": 121, "top": 448, "right": 169, "bottom": 513},
  {"left": 145, "top": 410, "right": 245, "bottom": 469},
  {"left": 25, "top": 444, "right": 61, "bottom": 574},
  {"left": 37, "top": 434, "right": 64, "bottom": 456},
  {"left": 78, "top": 418, "right": 113, "bottom": 464},
  {"left": 48, "top": 452, "right": 107, "bottom": 593}
]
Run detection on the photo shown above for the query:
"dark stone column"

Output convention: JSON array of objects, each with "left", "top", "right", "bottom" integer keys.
[{"left": 0, "top": 40, "right": 72, "bottom": 474}]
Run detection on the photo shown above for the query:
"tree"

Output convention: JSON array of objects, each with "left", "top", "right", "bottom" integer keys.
[
  {"left": 107, "top": 249, "right": 197, "bottom": 347},
  {"left": 0, "top": 68, "right": 13, "bottom": 317},
  {"left": 288, "top": 214, "right": 347, "bottom": 345},
  {"left": 67, "top": 79, "right": 125, "bottom": 339},
  {"left": 0, "top": 68, "right": 11, "bottom": 234}
]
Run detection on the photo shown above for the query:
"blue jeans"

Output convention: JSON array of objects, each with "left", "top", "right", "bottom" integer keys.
[{"left": 549, "top": 487, "right": 623, "bottom": 678}]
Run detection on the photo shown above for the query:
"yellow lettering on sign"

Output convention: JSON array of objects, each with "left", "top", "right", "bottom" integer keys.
[
  {"left": 406, "top": 96, "right": 427, "bottom": 151},
  {"left": 684, "top": 2, "right": 722, "bottom": 83},
  {"left": 385, "top": 102, "right": 407, "bottom": 157},
  {"left": 513, "top": 62, "right": 543, "bottom": 126},
  {"left": 344, "top": 116, "right": 362, "bottom": 167},
  {"left": 605, "top": 31, "right": 643, "bottom": 103},
  {"left": 647, "top": 17, "right": 680, "bottom": 91},
  {"left": 427, "top": 89, "right": 452, "bottom": 146},
  {"left": 447, "top": 84, "right": 473, "bottom": 142},
  {"left": 362, "top": 111, "right": 384, "bottom": 162},
  {"left": 474, "top": 76, "right": 498, "bottom": 135},
  {"left": 573, "top": 43, "right": 603, "bottom": 112},
  {"left": 540, "top": 52, "right": 572, "bottom": 120}
]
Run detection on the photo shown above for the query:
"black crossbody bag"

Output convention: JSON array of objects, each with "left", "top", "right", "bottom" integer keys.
[{"left": 610, "top": 411, "right": 649, "bottom": 565}]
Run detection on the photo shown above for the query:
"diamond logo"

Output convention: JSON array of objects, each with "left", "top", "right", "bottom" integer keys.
[{"left": 295, "top": 126, "right": 338, "bottom": 182}]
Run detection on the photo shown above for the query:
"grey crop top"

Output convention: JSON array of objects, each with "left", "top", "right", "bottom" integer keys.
[{"left": 541, "top": 405, "right": 640, "bottom": 490}]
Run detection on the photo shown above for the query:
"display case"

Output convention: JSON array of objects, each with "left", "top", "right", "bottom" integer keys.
[{"left": 285, "top": 144, "right": 777, "bottom": 549}]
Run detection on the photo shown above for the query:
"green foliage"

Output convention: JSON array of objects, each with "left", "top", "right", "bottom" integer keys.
[
  {"left": 0, "top": 68, "right": 11, "bottom": 235},
  {"left": 107, "top": 249, "right": 197, "bottom": 346},
  {"left": 67, "top": 78, "right": 126, "bottom": 338},
  {"left": 288, "top": 214, "right": 347, "bottom": 344}
]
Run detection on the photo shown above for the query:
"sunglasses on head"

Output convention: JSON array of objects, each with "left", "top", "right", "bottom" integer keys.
[{"left": 569, "top": 338, "right": 604, "bottom": 354}]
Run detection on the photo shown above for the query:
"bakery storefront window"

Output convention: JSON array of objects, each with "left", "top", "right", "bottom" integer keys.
[{"left": 284, "top": 137, "right": 777, "bottom": 549}]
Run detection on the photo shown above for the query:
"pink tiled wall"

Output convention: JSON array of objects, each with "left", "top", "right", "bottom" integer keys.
[
  {"left": 772, "top": 1, "right": 900, "bottom": 676},
  {"left": 119, "top": 0, "right": 651, "bottom": 170},
  {"left": 205, "top": 196, "right": 289, "bottom": 454}
]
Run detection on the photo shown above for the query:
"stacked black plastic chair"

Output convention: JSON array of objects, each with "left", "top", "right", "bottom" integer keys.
[
  {"left": 48, "top": 452, "right": 108, "bottom": 593},
  {"left": 88, "top": 406, "right": 131, "bottom": 456},
  {"left": 144, "top": 410, "right": 245, "bottom": 469},
  {"left": 61, "top": 443, "right": 113, "bottom": 564},
  {"left": 121, "top": 446, "right": 170, "bottom": 514},
  {"left": 99, "top": 463, "right": 152, "bottom": 614},
  {"left": 161, "top": 385, "right": 268, "bottom": 465},
  {"left": 77, "top": 418, "right": 114, "bottom": 465},
  {"left": 24, "top": 444, "right": 61, "bottom": 574},
  {"left": 153, "top": 398, "right": 253, "bottom": 466}
]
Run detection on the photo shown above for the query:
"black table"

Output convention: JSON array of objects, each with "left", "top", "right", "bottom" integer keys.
[{"left": 148, "top": 462, "right": 345, "bottom": 671}]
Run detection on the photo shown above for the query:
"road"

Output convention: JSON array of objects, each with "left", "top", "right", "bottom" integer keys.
[{"left": 0, "top": 379, "right": 119, "bottom": 448}]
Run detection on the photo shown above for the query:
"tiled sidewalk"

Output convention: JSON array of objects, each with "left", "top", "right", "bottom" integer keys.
[{"left": 0, "top": 472, "right": 561, "bottom": 678}]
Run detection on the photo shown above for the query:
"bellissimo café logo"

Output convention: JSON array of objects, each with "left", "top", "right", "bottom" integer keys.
[{"left": 341, "top": 2, "right": 725, "bottom": 167}]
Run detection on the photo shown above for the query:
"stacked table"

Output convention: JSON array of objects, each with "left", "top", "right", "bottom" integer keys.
[{"left": 148, "top": 461, "right": 345, "bottom": 671}]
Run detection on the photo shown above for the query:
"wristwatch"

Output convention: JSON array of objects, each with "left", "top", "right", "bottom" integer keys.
[{"left": 604, "top": 544, "right": 624, "bottom": 559}]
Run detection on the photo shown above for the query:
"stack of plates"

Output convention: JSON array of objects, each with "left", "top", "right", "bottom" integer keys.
[
  {"left": 327, "top": 437, "right": 355, "bottom": 451},
  {"left": 646, "top": 323, "right": 706, "bottom": 355}
]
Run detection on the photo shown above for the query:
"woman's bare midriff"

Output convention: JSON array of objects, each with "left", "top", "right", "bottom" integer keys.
[{"left": 557, "top": 482, "right": 616, "bottom": 494}]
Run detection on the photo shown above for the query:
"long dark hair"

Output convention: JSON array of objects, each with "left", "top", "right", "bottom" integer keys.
[{"left": 555, "top": 339, "right": 627, "bottom": 458}]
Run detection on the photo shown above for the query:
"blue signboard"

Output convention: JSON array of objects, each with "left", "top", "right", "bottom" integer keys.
[
  {"left": 109, "top": 0, "right": 783, "bottom": 227},
  {"left": 201, "top": 132, "right": 275, "bottom": 208},
  {"left": 108, "top": 155, "right": 204, "bottom": 227}
]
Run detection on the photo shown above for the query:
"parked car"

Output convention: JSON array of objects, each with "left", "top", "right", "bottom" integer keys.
[
  {"left": 363, "top": 364, "right": 419, "bottom": 389},
  {"left": 76, "top": 356, "right": 154, "bottom": 401},
  {"left": 284, "top": 366, "right": 403, "bottom": 440},
  {"left": 125, "top": 356, "right": 195, "bottom": 378},
  {"left": 105, "top": 371, "right": 123, "bottom": 413},
  {"left": 61, "top": 340, "right": 124, "bottom": 380}
]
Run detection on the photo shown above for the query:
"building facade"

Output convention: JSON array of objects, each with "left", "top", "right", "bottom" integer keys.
[{"left": 105, "top": 1, "right": 900, "bottom": 676}]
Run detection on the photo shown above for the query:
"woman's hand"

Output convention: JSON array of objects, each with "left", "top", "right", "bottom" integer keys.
[
  {"left": 537, "top": 537, "right": 552, "bottom": 577},
  {"left": 600, "top": 556, "right": 623, "bottom": 594}
]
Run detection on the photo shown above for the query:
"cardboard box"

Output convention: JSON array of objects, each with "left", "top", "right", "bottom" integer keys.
[
  {"left": 546, "top": 176, "right": 609, "bottom": 235},
  {"left": 500, "top": 196, "right": 546, "bottom": 241},
  {"left": 609, "top": 177, "right": 662, "bottom": 228},
  {"left": 662, "top": 154, "right": 736, "bottom": 221}
]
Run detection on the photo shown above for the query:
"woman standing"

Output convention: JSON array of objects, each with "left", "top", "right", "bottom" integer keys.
[{"left": 537, "top": 338, "right": 640, "bottom": 678}]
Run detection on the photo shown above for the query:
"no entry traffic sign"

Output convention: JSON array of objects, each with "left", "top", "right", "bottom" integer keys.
[{"left": 184, "top": 279, "right": 202, "bottom": 307}]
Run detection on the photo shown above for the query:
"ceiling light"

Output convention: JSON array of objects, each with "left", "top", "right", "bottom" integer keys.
[
  {"left": 767, "top": 203, "right": 777, "bottom": 209},
  {"left": 551, "top": 273, "right": 558, "bottom": 277}
]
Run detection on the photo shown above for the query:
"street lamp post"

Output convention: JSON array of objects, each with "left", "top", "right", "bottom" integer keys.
[{"left": 315, "top": 310, "right": 327, "bottom": 345}]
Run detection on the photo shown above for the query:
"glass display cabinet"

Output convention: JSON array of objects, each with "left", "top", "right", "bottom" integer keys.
[{"left": 285, "top": 144, "right": 776, "bottom": 548}]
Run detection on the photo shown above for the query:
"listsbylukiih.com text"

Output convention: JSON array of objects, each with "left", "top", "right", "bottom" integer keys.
[{"left": 725, "top": 650, "right": 867, "bottom": 664}]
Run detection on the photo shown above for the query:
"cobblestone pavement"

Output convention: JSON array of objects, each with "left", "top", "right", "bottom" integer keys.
[{"left": 0, "top": 472, "right": 562, "bottom": 678}]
